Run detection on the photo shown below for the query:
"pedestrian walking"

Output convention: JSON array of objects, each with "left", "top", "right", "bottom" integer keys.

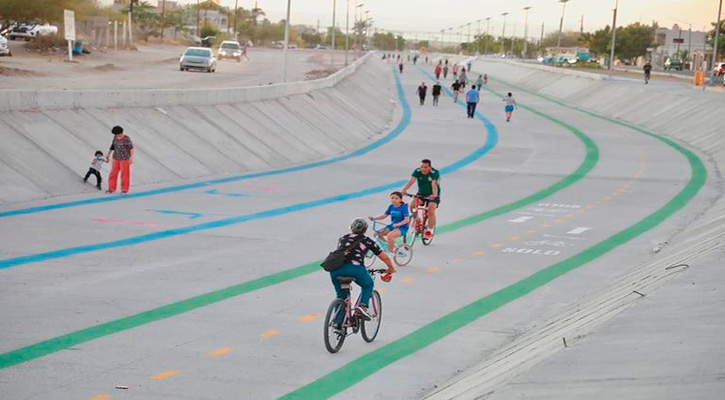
[
  {"left": 434, "top": 64, "right": 442, "bottom": 80},
  {"left": 459, "top": 67, "right": 468, "bottom": 89},
  {"left": 432, "top": 81, "right": 442, "bottom": 106},
  {"left": 467, "top": 60, "right": 473, "bottom": 72},
  {"left": 475, "top": 75, "right": 484, "bottom": 91},
  {"left": 443, "top": 64, "right": 449, "bottom": 79},
  {"left": 483, "top": 74, "right": 488, "bottom": 85},
  {"left": 466, "top": 85, "right": 480, "bottom": 118},
  {"left": 399, "top": 60, "right": 404, "bottom": 74},
  {"left": 105, "top": 125, "right": 134, "bottom": 194},
  {"left": 452, "top": 64, "right": 459, "bottom": 80},
  {"left": 417, "top": 82, "right": 428, "bottom": 105},
  {"left": 82, "top": 150, "right": 106, "bottom": 190},
  {"left": 451, "top": 80, "right": 462, "bottom": 103},
  {"left": 241, "top": 41, "right": 250, "bottom": 60},
  {"left": 502, "top": 92, "right": 518, "bottom": 122},
  {"left": 643, "top": 61, "right": 652, "bottom": 84}
]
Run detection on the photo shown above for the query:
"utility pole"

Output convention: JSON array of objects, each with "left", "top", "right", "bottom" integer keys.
[
  {"left": 609, "top": 0, "right": 619, "bottom": 70},
  {"left": 580, "top": 14, "right": 584, "bottom": 35},
  {"left": 345, "top": 0, "right": 349, "bottom": 65},
  {"left": 556, "top": 0, "right": 569, "bottom": 57},
  {"left": 501, "top": 12, "right": 509, "bottom": 56},
  {"left": 128, "top": 0, "right": 135, "bottom": 47},
  {"left": 523, "top": 7, "right": 532, "bottom": 59},
  {"left": 196, "top": 0, "right": 200, "bottom": 37},
  {"left": 160, "top": 0, "right": 166, "bottom": 41},
  {"left": 282, "top": 0, "right": 291, "bottom": 82},
  {"left": 477, "top": 19, "right": 482, "bottom": 54},
  {"left": 233, "top": 0, "right": 239, "bottom": 39},
  {"left": 676, "top": 25, "right": 682, "bottom": 57},
  {"left": 540, "top": 21, "right": 545, "bottom": 55},
  {"left": 331, "top": 0, "right": 337, "bottom": 66},
  {"left": 467, "top": 22, "right": 472, "bottom": 53}
]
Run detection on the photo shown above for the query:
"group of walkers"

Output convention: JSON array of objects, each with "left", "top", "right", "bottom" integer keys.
[{"left": 413, "top": 57, "right": 518, "bottom": 121}]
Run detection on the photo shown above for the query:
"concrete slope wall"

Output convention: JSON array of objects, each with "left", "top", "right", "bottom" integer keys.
[
  {"left": 476, "top": 60, "right": 725, "bottom": 168},
  {"left": 0, "top": 55, "right": 396, "bottom": 204}
]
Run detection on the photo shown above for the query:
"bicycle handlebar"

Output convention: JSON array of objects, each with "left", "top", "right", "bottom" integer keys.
[{"left": 368, "top": 268, "right": 388, "bottom": 274}]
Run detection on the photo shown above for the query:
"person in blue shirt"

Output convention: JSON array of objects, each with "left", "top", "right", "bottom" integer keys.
[
  {"left": 368, "top": 191, "right": 410, "bottom": 253},
  {"left": 466, "top": 85, "right": 480, "bottom": 118}
]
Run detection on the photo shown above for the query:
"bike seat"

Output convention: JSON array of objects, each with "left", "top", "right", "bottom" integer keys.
[{"left": 336, "top": 277, "right": 354, "bottom": 284}]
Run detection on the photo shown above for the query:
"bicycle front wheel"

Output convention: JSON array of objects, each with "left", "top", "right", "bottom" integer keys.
[
  {"left": 323, "top": 299, "right": 347, "bottom": 353},
  {"left": 364, "top": 250, "right": 376, "bottom": 268},
  {"left": 394, "top": 243, "right": 413, "bottom": 266},
  {"left": 361, "top": 290, "right": 382, "bottom": 342}
]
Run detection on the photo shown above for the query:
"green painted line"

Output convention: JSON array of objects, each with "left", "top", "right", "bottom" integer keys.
[
  {"left": 0, "top": 73, "right": 599, "bottom": 371},
  {"left": 279, "top": 80, "right": 707, "bottom": 400}
]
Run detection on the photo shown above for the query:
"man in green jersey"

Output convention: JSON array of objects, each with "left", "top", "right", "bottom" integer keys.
[{"left": 401, "top": 159, "right": 440, "bottom": 239}]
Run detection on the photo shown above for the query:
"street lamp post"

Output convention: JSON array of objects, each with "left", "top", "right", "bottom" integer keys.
[
  {"left": 501, "top": 12, "right": 509, "bottom": 56},
  {"left": 282, "top": 0, "right": 291, "bottom": 82},
  {"left": 523, "top": 6, "right": 532, "bottom": 59},
  {"left": 608, "top": 0, "right": 619, "bottom": 70},
  {"left": 467, "top": 22, "right": 472, "bottom": 53},
  {"left": 713, "top": 0, "right": 723, "bottom": 77},
  {"left": 556, "top": 0, "right": 570, "bottom": 57},
  {"left": 477, "top": 19, "right": 482, "bottom": 54},
  {"left": 485, "top": 17, "right": 491, "bottom": 55}
]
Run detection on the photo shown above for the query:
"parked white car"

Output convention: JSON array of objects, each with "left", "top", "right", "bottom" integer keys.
[
  {"left": 7, "top": 23, "right": 58, "bottom": 41},
  {"left": 0, "top": 35, "right": 11, "bottom": 56}
]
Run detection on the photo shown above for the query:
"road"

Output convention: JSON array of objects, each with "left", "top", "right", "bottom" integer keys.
[{"left": 0, "top": 58, "right": 713, "bottom": 399}]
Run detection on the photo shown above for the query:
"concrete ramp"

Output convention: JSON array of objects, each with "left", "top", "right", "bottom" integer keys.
[{"left": 0, "top": 54, "right": 394, "bottom": 204}]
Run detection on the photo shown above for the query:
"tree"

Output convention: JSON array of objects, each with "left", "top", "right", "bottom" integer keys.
[
  {"left": 707, "top": 20, "right": 725, "bottom": 61},
  {"left": 123, "top": 1, "right": 159, "bottom": 40},
  {"left": 372, "top": 32, "right": 395, "bottom": 50},
  {"left": 588, "top": 26, "right": 612, "bottom": 56},
  {"left": 395, "top": 35, "right": 405, "bottom": 51},
  {"left": 0, "top": 0, "right": 96, "bottom": 30},
  {"left": 615, "top": 22, "right": 655, "bottom": 62}
]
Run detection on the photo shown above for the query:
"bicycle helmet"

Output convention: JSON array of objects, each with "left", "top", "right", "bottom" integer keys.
[{"left": 350, "top": 218, "right": 368, "bottom": 234}]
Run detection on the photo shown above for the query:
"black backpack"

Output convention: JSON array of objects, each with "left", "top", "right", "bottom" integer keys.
[{"left": 321, "top": 235, "right": 365, "bottom": 272}]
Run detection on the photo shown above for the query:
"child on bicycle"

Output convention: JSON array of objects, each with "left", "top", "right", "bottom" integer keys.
[{"left": 368, "top": 191, "right": 410, "bottom": 254}]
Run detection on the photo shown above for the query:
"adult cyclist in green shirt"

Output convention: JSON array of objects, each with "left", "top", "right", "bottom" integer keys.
[{"left": 401, "top": 159, "right": 440, "bottom": 239}]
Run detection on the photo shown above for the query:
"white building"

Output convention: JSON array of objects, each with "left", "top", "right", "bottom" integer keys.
[{"left": 652, "top": 24, "right": 710, "bottom": 69}]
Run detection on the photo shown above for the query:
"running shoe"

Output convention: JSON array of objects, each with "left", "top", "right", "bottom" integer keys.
[
  {"left": 354, "top": 305, "right": 372, "bottom": 321},
  {"left": 424, "top": 230, "right": 434, "bottom": 239}
]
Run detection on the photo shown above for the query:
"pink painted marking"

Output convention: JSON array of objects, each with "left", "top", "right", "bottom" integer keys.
[{"left": 92, "top": 218, "right": 160, "bottom": 227}]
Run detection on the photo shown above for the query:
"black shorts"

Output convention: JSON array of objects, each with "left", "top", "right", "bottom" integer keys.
[{"left": 416, "top": 194, "right": 441, "bottom": 206}]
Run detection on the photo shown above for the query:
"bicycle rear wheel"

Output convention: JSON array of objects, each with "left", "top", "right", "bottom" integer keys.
[
  {"left": 393, "top": 243, "right": 413, "bottom": 266},
  {"left": 323, "top": 299, "right": 347, "bottom": 353},
  {"left": 361, "top": 291, "right": 382, "bottom": 342}
]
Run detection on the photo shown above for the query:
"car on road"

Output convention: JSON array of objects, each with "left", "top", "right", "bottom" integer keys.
[
  {"left": 664, "top": 58, "right": 683, "bottom": 71},
  {"left": 714, "top": 62, "right": 725, "bottom": 77},
  {"left": 179, "top": 47, "right": 217, "bottom": 73},
  {"left": 7, "top": 22, "right": 58, "bottom": 41},
  {"left": 0, "top": 35, "right": 11, "bottom": 56},
  {"left": 217, "top": 40, "right": 242, "bottom": 61}
]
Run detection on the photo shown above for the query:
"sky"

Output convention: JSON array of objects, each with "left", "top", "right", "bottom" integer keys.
[{"left": 131, "top": 0, "right": 722, "bottom": 38}]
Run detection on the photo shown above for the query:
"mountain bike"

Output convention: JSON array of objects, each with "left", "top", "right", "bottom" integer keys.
[{"left": 323, "top": 268, "right": 388, "bottom": 353}]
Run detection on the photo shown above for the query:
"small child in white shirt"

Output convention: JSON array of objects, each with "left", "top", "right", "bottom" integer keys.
[{"left": 83, "top": 150, "right": 106, "bottom": 190}]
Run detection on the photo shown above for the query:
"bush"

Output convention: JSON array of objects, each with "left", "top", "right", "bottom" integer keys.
[
  {"left": 200, "top": 22, "right": 219, "bottom": 39},
  {"left": 25, "top": 34, "right": 67, "bottom": 54}
]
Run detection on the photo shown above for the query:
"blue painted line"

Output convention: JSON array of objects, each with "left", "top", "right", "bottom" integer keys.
[
  {"left": 205, "top": 189, "right": 248, "bottom": 198},
  {"left": 150, "top": 210, "right": 205, "bottom": 219},
  {"left": 0, "top": 68, "right": 499, "bottom": 270},
  {"left": 0, "top": 66, "right": 409, "bottom": 219}
]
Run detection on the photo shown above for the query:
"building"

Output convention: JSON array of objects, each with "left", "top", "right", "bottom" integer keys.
[{"left": 652, "top": 24, "right": 710, "bottom": 69}]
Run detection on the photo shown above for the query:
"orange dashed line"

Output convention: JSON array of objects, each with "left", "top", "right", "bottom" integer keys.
[
  {"left": 152, "top": 370, "right": 180, "bottom": 381},
  {"left": 554, "top": 219, "right": 564, "bottom": 223},
  {"left": 297, "top": 313, "right": 321, "bottom": 322},
  {"left": 603, "top": 197, "right": 612, "bottom": 201},
  {"left": 565, "top": 214, "right": 575, "bottom": 218},
  {"left": 472, "top": 250, "right": 486, "bottom": 256},
  {"left": 576, "top": 210, "right": 585, "bottom": 214},
  {"left": 208, "top": 347, "right": 233, "bottom": 357},
  {"left": 526, "top": 230, "right": 537, "bottom": 235},
  {"left": 88, "top": 395, "right": 111, "bottom": 400},
  {"left": 491, "top": 243, "right": 503, "bottom": 248},
  {"left": 451, "top": 258, "right": 463, "bottom": 264},
  {"left": 508, "top": 236, "right": 521, "bottom": 241},
  {"left": 541, "top": 224, "right": 552, "bottom": 228},
  {"left": 259, "top": 329, "right": 281, "bottom": 338},
  {"left": 402, "top": 276, "right": 416, "bottom": 284},
  {"left": 427, "top": 267, "right": 439, "bottom": 273}
]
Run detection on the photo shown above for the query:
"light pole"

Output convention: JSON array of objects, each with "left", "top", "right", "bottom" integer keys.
[
  {"left": 476, "top": 19, "right": 482, "bottom": 54},
  {"left": 556, "top": 0, "right": 570, "bottom": 58},
  {"left": 523, "top": 6, "right": 532, "bottom": 59},
  {"left": 353, "top": 2, "right": 363, "bottom": 50},
  {"left": 501, "top": 12, "right": 509, "bottom": 56},
  {"left": 608, "top": 0, "right": 618, "bottom": 70},
  {"left": 467, "top": 22, "right": 472, "bottom": 53},
  {"left": 282, "top": 0, "right": 291, "bottom": 82},
  {"left": 714, "top": 0, "right": 723, "bottom": 77},
  {"left": 344, "top": 0, "right": 349, "bottom": 65},
  {"left": 331, "top": 0, "right": 337, "bottom": 66},
  {"left": 485, "top": 17, "right": 491, "bottom": 54}
]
